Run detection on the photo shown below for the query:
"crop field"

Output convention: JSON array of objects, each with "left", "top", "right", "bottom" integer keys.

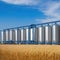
[{"left": 0, "top": 44, "right": 60, "bottom": 60}]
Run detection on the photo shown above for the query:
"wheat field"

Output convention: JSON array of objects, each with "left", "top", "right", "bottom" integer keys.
[{"left": 0, "top": 44, "right": 60, "bottom": 60}]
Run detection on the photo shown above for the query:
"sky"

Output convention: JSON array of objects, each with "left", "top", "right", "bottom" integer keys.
[{"left": 0, "top": 0, "right": 60, "bottom": 30}]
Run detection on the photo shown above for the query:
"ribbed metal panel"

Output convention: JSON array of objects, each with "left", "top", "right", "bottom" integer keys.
[
  {"left": 1, "top": 30, "right": 4, "bottom": 43},
  {"left": 0, "top": 30, "right": 10, "bottom": 43},
  {"left": 30, "top": 28, "right": 33, "bottom": 41},
  {"left": 21, "top": 29, "right": 24, "bottom": 41},
  {"left": 23, "top": 29, "right": 26, "bottom": 41},
  {"left": 21, "top": 29, "right": 27, "bottom": 44},
  {"left": 5, "top": 30, "right": 9, "bottom": 41},
  {"left": 13, "top": 29, "right": 21, "bottom": 43},
  {"left": 45, "top": 25, "right": 52, "bottom": 44},
  {"left": 25, "top": 28, "right": 29, "bottom": 41},
  {"left": 12, "top": 30, "right": 15, "bottom": 41},
  {"left": 14, "top": 29, "right": 17, "bottom": 43},
  {"left": 52, "top": 25, "right": 60, "bottom": 44},
  {"left": 30, "top": 28, "right": 36, "bottom": 41},
  {"left": 34, "top": 28, "right": 38, "bottom": 42},
  {"left": 9, "top": 29, "right": 15, "bottom": 41},
  {"left": 17, "top": 29, "right": 21, "bottom": 41},
  {"left": 9, "top": 30, "right": 12, "bottom": 40},
  {"left": 38, "top": 26, "right": 45, "bottom": 44},
  {"left": 3, "top": 30, "right": 6, "bottom": 41}
]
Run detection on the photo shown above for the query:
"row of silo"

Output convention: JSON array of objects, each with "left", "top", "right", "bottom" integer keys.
[
  {"left": 0, "top": 29, "right": 16, "bottom": 43},
  {"left": 0, "top": 24, "right": 60, "bottom": 44},
  {"left": 0, "top": 28, "right": 30, "bottom": 44}
]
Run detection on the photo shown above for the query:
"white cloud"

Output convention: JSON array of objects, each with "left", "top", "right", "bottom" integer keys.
[
  {"left": 43, "top": 2, "right": 60, "bottom": 18},
  {"left": 36, "top": 1, "right": 60, "bottom": 23},
  {"left": 1, "top": 0, "right": 39, "bottom": 5}
]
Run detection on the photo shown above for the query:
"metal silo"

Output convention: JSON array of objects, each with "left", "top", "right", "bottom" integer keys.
[
  {"left": 30, "top": 28, "right": 34, "bottom": 41},
  {"left": 17, "top": 29, "right": 21, "bottom": 43},
  {"left": 34, "top": 28, "right": 38, "bottom": 43},
  {"left": 12, "top": 29, "right": 15, "bottom": 41},
  {"left": 29, "top": 28, "right": 38, "bottom": 44},
  {"left": 0, "top": 30, "right": 8, "bottom": 43},
  {"left": 5, "top": 30, "right": 9, "bottom": 41},
  {"left": 14, "top": 29, "right": 18, "bottom": 43},
  {"left": 1, "top": 30, "right": 4, "bottom": 43},
  {"left": 23, "top": 29, "right": 26, "bottom": 41},
  {"left": 1, "top": 30, "right": 3, "bottom": 43},
  {"left": 21, "top": 29, "right": 23, "bottom": 41},
  {"left": 25, "top": 28, "right": 29, "bottom": 42},
  {"left": 28, "top": 24, "right": 37, "bottom": 44},
  {"left": 14, "top": 29, "right": 21, "bottom": 43},
  {"left": 3, "top": 30, "right": 6, "bottom": 41},
  {"left": 45, "top": 25, "right": 52, "bottom": 44},
  {"left": 9, "top": 29, "right": 12, "bottom": 40},
  {"left": 38, "top": 26, "right": 45, "bottom": 44},
  {"left": 21, "top": 28, "right": 27, "bottom": 44},
  {"left": 9, "top": 29, "right": 15, "bottom": 41},
  {"left": 52, "top": 24, "right": 60, "bottom": 44}
]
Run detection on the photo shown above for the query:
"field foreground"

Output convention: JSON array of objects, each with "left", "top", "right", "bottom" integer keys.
[{"left": 0, "top": 44, "right": 60, "bottom": 60}]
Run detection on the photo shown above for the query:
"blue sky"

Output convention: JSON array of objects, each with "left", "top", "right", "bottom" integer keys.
[{"left": 0, "top": 0, "right": 60, "bottom": 30}]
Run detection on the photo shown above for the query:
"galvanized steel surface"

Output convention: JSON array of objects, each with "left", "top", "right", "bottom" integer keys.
[
  {"left": 45, "top": 25, "right": 52, "bottom": 44},
  {"left": 52, "top": 25, "right": 60, "bottom": 44},
  {"left": 38, "top": 26, "right": 45, "bottom": 44}
]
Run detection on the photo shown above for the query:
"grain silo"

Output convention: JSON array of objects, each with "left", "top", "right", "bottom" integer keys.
[
  {"left": 0, "top": 30, "right": 7, "bottom": 43},
  {"left": 25, "top": 28, "right": 29, "bottom": 42},
  {"left": 45, "top": 25, "right": 52, "bottom": 44},
  {"left": 23, "top": 29, "right": 26, "bottom": 41},
  {"left": 5, "top": 30, "right": 10, "bottom": 41},
  {"left": 17, "top": 29, "right": 21, "bottom": 43},
  {"left": 20, "top": 28, "right": 26, "bottom": 43},
  {"left": 29, "top": 28, "right": 35, "bottom": 41},
  {"left": 29, "top": 24, "right": 38, "bottom": 44},
  {"left": 1, "top": 30, "right": 4, "bottom": 43},
  {"left": 9, "top": 29, "right": 15, "bottom": 41},
  {"left": 52, "top": 24, "right": 60, "bottom": 44},
  {"left": 34, "top": 28, "right": 38, "bottom": 43},
  {"left": 38, "top": 26, "right": 45, "bottom": 44}
]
